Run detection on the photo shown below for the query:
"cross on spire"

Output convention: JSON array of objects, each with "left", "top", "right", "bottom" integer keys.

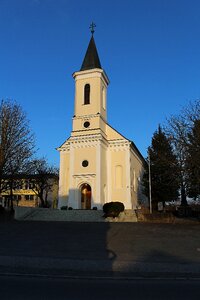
[{"left": 89, "top": 22, "right": 96, "bottom": 35}]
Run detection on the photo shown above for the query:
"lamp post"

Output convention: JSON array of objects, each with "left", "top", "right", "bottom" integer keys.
[{"left": 148, "top": 150, "right": 152, "bottom": 214}]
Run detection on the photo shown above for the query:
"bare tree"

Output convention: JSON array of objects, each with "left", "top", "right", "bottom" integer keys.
[
  {"left": 28, "top": 158, "right": 58, "bottom": 208},
  {"left": 183, "top": 99, "right": 200, "bottom": 124},
  {"left": 164, "top": 99, "right": 200, "bottom": 205},
  {"left": 0, "top": 99, "right": 35, "bottom": 209},
  {"left": 186, "top": 119, "right": 200, "bottom": 200}
]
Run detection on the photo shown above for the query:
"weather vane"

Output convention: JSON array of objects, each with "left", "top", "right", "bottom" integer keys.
[{"left": 89, "top": 22, "right": 96, "bottom": 35}]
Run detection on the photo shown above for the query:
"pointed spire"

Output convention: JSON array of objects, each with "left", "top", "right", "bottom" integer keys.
[{"left": 80, "top": 25, "right": 102, "bottom": 71}]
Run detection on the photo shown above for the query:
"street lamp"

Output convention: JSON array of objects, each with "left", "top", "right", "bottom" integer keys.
[{"left": 148, "top": 150, "right": 152, "bottom": 214}]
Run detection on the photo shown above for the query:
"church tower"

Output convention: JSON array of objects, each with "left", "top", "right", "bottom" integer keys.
[
  {"left": 72, "top": 33, "right": 109, "bottom": 139},
  {"left": 58, "top": 26, "right": 146, "bottom": 210}
]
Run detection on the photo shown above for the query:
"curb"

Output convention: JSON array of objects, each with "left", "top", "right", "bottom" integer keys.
[
  {"left": 0, "top": 255, "right": 200, "bottom": 280},
  {"left": 1, "top": 270, "right": 200, "bottom": 281}
]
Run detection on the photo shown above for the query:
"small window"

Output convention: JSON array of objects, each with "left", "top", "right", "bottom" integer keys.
[
  {"left": 84, "top": 84, "right": 90, "bottom": 105},
  {"left": 83, "top": 121, "right": 90, "bottom": 128},
  {"left": 25, "top": 195, "right": 34, "bottom": 201},
  {"left": 82, "top": 160, "right": 89, "bottom": 167}
]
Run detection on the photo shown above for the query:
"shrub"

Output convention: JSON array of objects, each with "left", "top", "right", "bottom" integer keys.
[
  {"left": 103, "top": 201, "right": 124, "bottom": 218},
  {"left": 43, "top": 201, "right": 50, "bottom": 208},
  {"left": 92, "top": 207, "right": 97, "bottom": 210},
  {"left": 60, "top": 206, "right": 68, "bottom": 210},
  {"left": 68, "top": 207, "right": 73, "bottom": 210}
]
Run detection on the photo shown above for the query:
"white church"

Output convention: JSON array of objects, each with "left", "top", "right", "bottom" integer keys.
[{"left": 58, "top": 30, "right": 146, "bottom": 210}]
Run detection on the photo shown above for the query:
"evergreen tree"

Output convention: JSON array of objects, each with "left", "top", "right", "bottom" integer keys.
[
  {"left": 186, "top": 120, "right": 200, "bottom": 200},
  {"left": 142, "top": 126, "right": 180, "bottom": 210}
]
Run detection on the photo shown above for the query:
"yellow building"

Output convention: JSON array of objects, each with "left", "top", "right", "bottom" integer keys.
[
  {"left": 1, "top": 175, "right": 58, "bottom": 208},
  {"left": 58, "top": 31, "right": 146, "bottom": 210}
]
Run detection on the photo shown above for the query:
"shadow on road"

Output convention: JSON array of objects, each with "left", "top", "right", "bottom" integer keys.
[
  {"left": 0, "top": 220, "right": 117, "bottom": 276},
  {"left": 0, "top": 220, "right": 199, "bottom": 277}
]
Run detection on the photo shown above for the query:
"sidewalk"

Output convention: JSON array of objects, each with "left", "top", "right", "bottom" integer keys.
[{"left": 0, "top": 220, "right": 199, "bottom": 278}]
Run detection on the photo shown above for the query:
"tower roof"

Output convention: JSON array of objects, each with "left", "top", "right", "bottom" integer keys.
[{"left": 80, "top": 35, "right": 102, "bottom": 71}]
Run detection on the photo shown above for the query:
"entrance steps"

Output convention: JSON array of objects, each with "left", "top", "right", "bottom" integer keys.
[{"left": 14, "top": 207, "right": 138, "bottom": 222}]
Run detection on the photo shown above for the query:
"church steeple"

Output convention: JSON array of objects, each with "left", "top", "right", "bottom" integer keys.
[
  {"left": 80, "top": 35, "right": 102, "bottom": 71},
  {"left": 72, "top": 26, "right": 109, "bottom": 128}
]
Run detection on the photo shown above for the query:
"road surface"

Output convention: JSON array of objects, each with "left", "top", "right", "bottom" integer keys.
[{"left": 0, "top": 275, "right": 200, "bottom": 300}]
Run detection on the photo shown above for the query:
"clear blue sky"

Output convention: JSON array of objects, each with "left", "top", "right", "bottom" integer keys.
[{"left": 0, "top": 0, "right": 200, "bottom": 166}]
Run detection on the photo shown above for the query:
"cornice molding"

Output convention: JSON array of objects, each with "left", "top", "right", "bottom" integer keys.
[
  {"left": 108, "top": 140, "right": 131, "bottom": 151},
  {"left": 73, "top": 174, "right": 96, "bottom": 179},
  {"left": 57, "top": 141, "right": 70, "bottom": 152},
  {"left": 68, "top": 134, "right": 104, "bottom": 149},
  {"left": 72, "top": 113, "right": 107, "bottom": 124},
  {"left": 59, "top": 136, "right": 132, "bottom": 151},
  {"left": 73, "top": 68, "right": 109, "bottom": 86}
]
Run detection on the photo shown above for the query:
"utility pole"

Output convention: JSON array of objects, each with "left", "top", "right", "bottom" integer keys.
[{"left": 148, "top": 150, "right": 152, "bottom": 214}]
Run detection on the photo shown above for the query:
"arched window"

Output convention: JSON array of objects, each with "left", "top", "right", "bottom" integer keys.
[{"left": 84, "top": 84, "right": 90, "bottom": 105}]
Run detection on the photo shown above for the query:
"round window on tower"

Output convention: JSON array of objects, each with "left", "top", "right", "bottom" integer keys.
[
  {"left": 82, "top": 160, "right": 89, "bottom": 167},
  {"left": 83, "top": 121, "right": 90, "bottom": 128}
]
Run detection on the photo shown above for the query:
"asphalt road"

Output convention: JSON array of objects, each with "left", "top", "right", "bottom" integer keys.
[
  {"left": 0, "top": 276, "right": 200, "bottom": 300},
  {"left": 0, "top": 221, "right": 199, "bottom": 260},
  {"left": 0, "top": 221, "right": 199, "bottom": 277}
]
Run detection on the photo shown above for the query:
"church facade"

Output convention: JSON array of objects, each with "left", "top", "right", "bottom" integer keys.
[{"left": 57, "top": 33, "right": 146, "bottom": 210}]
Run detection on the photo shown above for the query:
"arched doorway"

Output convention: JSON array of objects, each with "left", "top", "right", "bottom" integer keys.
[{"left": 81, "top": 184, "right": 91, "bottom": 209}]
